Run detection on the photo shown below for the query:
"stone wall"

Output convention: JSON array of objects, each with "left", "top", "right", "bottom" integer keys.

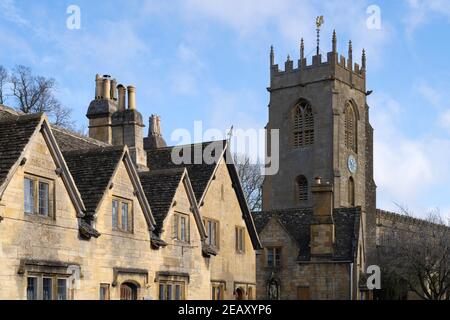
[
  {"left": 200, "top": 159, "right": 257, "bottom": 300},
  {"left": 0, "top": 130, "right": 257, "bottom": 300}
]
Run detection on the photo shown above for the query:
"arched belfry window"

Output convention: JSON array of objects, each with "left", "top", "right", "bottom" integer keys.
[
  {"left": 348, "top": 177, "right": 355, "bottom": 206},
  {"left": 296, "top": 175, "right": 308, "bottom": 202},
  {"left": 345, "top": 103, "right": 357, "bottom": 153},
  {"left": 293, "top": 101, "right": 314, "bottom": 148}
]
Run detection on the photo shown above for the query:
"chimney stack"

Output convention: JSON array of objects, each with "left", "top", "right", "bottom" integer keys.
[
  {"left": 117, "top": 85, "right": 126, "bottom": 111},
  {"left": 127, "top": 85, "right": 136, "bottom": 110},
  {"left": 103, "top": 76, "right": 111, "bottom": 100},
  {"left": 310, "top": 177, "right": 335, "bottom": 259},
  {"left": 144, "top": 115, "right": 167, "bottom": 150}
]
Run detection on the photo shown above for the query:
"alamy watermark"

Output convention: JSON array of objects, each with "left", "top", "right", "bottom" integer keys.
[
  {"left": 170, "top": 122, "right": 280, "bottom": 176},
  {"left": 366, "top": 4, "right": 382, "bottom": 30},
  {"left": 66, "top": 5, "right": 81, "bottom": 30}
]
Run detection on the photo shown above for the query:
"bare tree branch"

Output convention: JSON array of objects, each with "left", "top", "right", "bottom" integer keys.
[
  {"left": 0, "top": 65, "right": 8, "bottom": 105},
  {"left": 8, "top": 65, "right": 73, "bottom": 128},
  {"left": 233, "top": 153, "right": 264, "bottom": 212},
  {"left": 377, "top": 209, "right": 450, "bottom": 300}
]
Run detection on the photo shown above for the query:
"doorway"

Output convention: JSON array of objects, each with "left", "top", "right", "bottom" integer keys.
[{"left": 120, "top": 282, "right": 138, "bottom": 300}]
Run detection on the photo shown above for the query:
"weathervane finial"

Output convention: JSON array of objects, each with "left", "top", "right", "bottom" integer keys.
[{"left": 315, "top": 16, "right": 324, "bottom": 55}]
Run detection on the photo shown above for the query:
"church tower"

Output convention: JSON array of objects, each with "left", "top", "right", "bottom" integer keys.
[{"left": 262, "top": 31, "right": 376, "bottom": 253}]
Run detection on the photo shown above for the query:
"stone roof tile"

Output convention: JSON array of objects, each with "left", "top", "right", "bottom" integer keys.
[
  {"left": 252, "top": 207, "right": 361, "bottom": 261},
  {"left": 139, "top": 168, "right": 185, "bottom": 235}
]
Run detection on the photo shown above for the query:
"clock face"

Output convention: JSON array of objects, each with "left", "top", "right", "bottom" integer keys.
[{"left": 348, "top": 155, "right": 357, "bottom": 173}]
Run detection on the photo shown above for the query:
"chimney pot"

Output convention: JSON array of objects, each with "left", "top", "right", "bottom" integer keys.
[
  {"left": 103, "top": 78, "right": 111, "bottom": 100},
  {"left": 117, "top": 84, "right": 126, "bottom": 111},
  {"left": 95, "top": 74, "right": 103, "bottom": 99},
  {"left": 110, "top": 79, "right": 117, "bottom": 100},
  {"left": 127, "top": 85, "right": 136, "bottom": 110}
]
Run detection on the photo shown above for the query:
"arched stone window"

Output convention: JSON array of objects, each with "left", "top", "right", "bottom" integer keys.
[
  {"left": 345, "top": 103, "right": 357, "bottom": 153},
  {"left": 293, "top": 101, "right": 314, "bottom": 148},
  {"left": 296, "top": 175, "right": 308, "bottom": 202},
  {"left": 348, "top": 177, "right": 355, "bottom": 206}
]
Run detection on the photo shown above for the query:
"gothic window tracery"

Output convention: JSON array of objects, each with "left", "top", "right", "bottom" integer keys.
[
  {"left": 296, "top": 175, "right": 308, "bottom": 202},
  {"left": 293, "top": 101, "right": 314, "bottom": 148},
  {"left": 345, "top": 103, "right": 357, "bottom": 153}
]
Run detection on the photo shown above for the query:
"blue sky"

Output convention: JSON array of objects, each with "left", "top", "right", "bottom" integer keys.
[{"left": 0, "top": 0, "right": 450, "bottom": 219}]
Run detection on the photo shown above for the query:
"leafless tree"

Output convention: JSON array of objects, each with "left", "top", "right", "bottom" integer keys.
[
  {"left": 233, "top": 154, "right": 264, "bottom": 212},
  {"left": 0, "top": 65, "right": 8, "bottom": 104},
  {"left": 9, "top": 65, "right": 73, "bottom": 128},
  {"left": 377, "top": 210, "right": 450, "bottom": 300}
]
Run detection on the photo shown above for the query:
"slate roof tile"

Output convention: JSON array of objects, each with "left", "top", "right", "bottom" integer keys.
[
  {"left": 0, "top": 112, "right": 43, "bottom": 190},
  {"left": 252, "top": 207, "right": 361, "bottom": 261},
  {"left": 63, "top": 146, "right": 125, "bottom": 215},
  {"left": 146, "top": 141, "right": 226, "bottom": 202},
  {"left": 139, "top": 168, "right": 185, "bottom": 235}
]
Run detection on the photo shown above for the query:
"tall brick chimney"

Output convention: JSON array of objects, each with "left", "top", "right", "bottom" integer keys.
[
  {"left": 111, "top": 84, "right": 147, "bottom": 170},
  {"left": 87, "top": 74, "right": 147, "bottom": 170},
  {"left": 87, "top": 74, "right": 118, "bottom": 144},
  {"left": 310, "top": 177, "right": 335, "bottom": 259},
  {"left": 144, "top": 114, "right": 167, "bottom": 150}
]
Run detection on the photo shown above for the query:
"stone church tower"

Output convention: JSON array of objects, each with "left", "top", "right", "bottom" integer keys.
[{"left": 262, "top": 31, "right": 377, "bottom": 257}]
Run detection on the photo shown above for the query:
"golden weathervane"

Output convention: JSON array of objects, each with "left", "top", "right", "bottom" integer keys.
[
  {"left": 316, "top": 15, "right": 324, "bottom": 29},
  {"left": 316, "top": 16, "right": 324, "bottom": 55}
]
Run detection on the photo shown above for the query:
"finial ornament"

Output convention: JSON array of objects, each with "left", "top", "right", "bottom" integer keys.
[
  {"left": 287, "top": 54, "right": 291, "bottom": 61},
  {"left": 300, "top": 38, "right": 305, "bottom": 60},
  {"left": 315, "top": 16, "right": 324, "bottom": 55},
  {"left": 270, "top": 45, "right": 274, "bottom": 66},
  {"left": 362, "top": 49, "right": 366, "bottom": 70},
  {"left": 348, "top": 40, "right": 353, "bottom": 60},
  {"left": 332, "top": 30, "right": 337, "bottom": 53}
]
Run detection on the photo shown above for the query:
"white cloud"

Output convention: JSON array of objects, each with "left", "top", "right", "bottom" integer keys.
[
  {"left": 0, "top": 0, "right": 29, "bottom": 26},
  {"left": 416, "top": 82, "right": 442, "bottom": 108},
  {"left": 439, "top": 109, "right": 450, "bottom": 133},
  {"left": 371, "top": 93, "right": 450, "bottom": 218},
  {"left": 404, "top": 0, "right": 450, "bottom": 37},
  {"left": 180, "top": 0, "right": 392, "bottom": 68}
]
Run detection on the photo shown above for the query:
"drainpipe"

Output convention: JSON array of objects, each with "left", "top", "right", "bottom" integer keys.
[{"left": 349, "top": 263, "right": 354, "bottom": 300}]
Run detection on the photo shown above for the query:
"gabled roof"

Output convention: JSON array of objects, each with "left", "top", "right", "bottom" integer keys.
[
  {"left": 63, "top": 146, "right": 125, "bottom": 216},
  {"left": 0, "top": 113, "right": 43, "bottom": 194},
  {"left": 139, "top": 168, "right": 185, "bottom": 235},
  {"left": 146, "top": 141, "right": 262, "bottom": 250},
  {"left": 147, "top": 141, "right": 226, "bottom": 202},
  {"left": 62, "top": 145, "right": 155, "bottom": 231},
  {"left": 52, "top": 126, "right": 110, "bottom": 152},
  {"left": 252, "top": 207, "right": 361, "bottom": 261},
  {"left": 0, "top": 108, "right": 86, "bottom": 218}
]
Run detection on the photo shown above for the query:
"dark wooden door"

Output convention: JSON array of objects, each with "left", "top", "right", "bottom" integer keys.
[{"left": 120, "top": 283, "right": 137, "bottom": 300}]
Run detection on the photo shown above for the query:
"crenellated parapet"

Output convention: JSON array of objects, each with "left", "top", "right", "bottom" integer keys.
[{"left": 269, "top": 31, "right": 366, "bottom": 94}]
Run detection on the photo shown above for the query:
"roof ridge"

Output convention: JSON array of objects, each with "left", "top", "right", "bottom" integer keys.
[
  {"left": 139, "top": 167, "right": 185, "bottom": 176},
  {"left": 62, "top": 145, "right": 125, "bottom": 156},
  {"left": 0, "top": 104, "right": 22, "bottom": 116},
  {"left": 51, "top": 125, "right": 110, "bottom": 148},
  {"left": 0, "top": 112, "right": 43, "bottom": 124},
  {"left": 152, "top": 140, "right": 227, "bottom": 151}
]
